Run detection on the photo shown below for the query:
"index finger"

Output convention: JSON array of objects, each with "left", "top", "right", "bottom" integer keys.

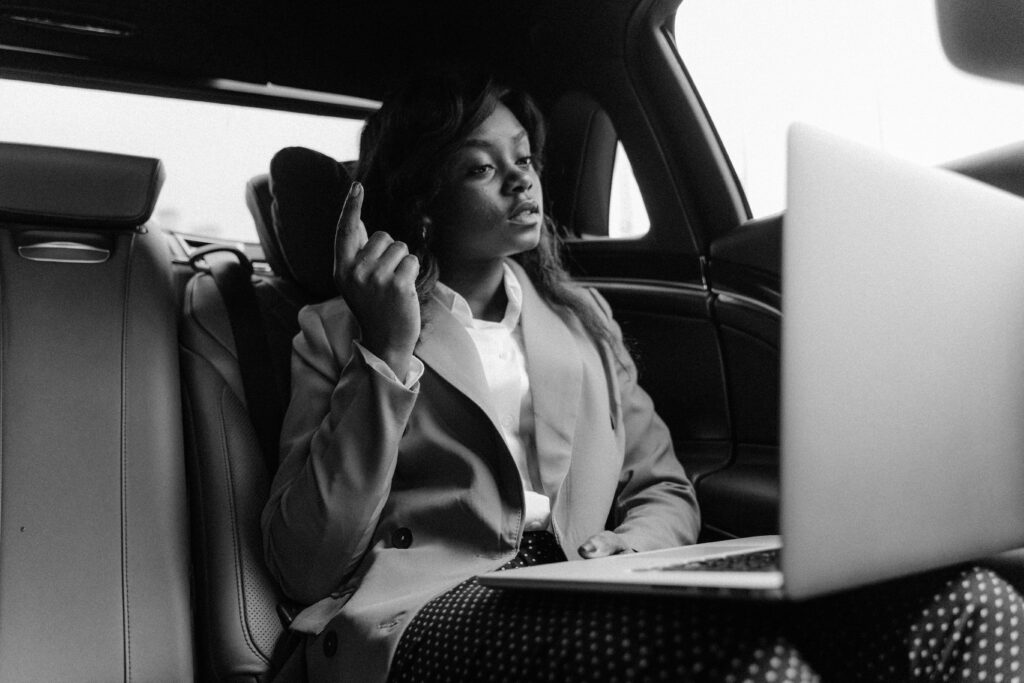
[{"left": 335, "top": 182, "right": 369, "bottom": 269}]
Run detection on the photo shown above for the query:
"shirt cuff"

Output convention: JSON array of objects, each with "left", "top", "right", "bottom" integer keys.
[{"left": 353, "top": 341, "right": 424, "bottom": 389}]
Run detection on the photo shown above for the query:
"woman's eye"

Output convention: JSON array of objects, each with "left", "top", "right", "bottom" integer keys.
[
  {"left": 517, "top": 156, "right": 533, "bottom": 168},
  {"left": 468, "top": 164, "right": 493, "bottom": 177}
]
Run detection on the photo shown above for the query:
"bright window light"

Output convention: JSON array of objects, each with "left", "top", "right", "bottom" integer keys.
[
  {"left": 0, "top": 79, "right": 365, "bottom": 241},
  {"left": 676, "top": 0, "right": 1024, "bottom": 217}
]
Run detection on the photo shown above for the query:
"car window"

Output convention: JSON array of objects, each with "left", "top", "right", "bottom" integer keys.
[
  {"left": 675, "top": 0, "right": 1024, "bottom": 218},
  {"left": 0, "top": 78, "right": 365, "bottom": 242},
  {"left": 609, "top": 142, "right": 651, "bottom": 238},
  {"left": 2, "top": 78, "right": 648, "bottom": 242}
]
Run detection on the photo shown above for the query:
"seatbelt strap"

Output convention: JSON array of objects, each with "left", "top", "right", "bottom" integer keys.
[{"left": 190, "top": 246, "right": 284, "bottom": 474}]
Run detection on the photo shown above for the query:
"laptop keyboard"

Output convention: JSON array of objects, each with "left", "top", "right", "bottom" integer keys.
[{"left": 642, "top": 548, "right": 781, "bottom": 573}]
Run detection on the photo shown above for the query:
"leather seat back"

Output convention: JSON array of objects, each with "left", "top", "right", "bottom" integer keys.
[
  {"left": 180, "top": 262, "right": 289, "bottom": 681},
  {"left": 180, "top": 146, "right": 353, "bottom": 680},
  {"left": 0, "top": 142, "right": 193, "bottom": 680}
]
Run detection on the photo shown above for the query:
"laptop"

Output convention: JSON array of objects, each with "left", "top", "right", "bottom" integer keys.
[{"left": 479, "top": 123, "right": 1024, "bottom": 600}]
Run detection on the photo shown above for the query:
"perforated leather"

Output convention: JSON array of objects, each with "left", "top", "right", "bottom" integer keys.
[{"left": 181, "top": 271, "right": 288, "bottom": 680}]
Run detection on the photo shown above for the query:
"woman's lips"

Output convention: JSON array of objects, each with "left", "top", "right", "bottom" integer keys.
[{"left": 509, "top": 200, "right": 540, "bottom": 223}]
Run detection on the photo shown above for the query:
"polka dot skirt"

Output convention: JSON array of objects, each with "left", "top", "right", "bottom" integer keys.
[
  {"left": 387, "top": 533, "right": 1024, "bottom": 682},
  {"left": 388, "top": 532, "right": 816, "bottom": 682},
  {"left": 793, "top": 564, "right": 1024, "bottom": 682}
]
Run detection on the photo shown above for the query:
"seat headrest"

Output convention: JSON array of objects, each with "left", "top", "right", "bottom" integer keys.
[
  {"left": 0, "top": 142, "right": 164, "bottom": 229},
  {"left": 543, "top": 91, "right": 616, "bottom": 237},
  {"left": 245, "top": 174, "right": 289, "bottom": 276},
  {"left": 265, "top": 147, "right": 355, "bottom": 300}
]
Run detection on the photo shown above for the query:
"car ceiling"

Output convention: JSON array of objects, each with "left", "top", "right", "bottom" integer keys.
[{"left": 0, "top": 0, "right": 646, "bottom": 105}]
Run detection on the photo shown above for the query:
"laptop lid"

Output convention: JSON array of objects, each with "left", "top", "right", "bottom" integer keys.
[
  {"left": 480, "top": 125, "right": 1024, "bottom": 600},
  {"left": 781, "top": 123, "right": 1024, "bottom": 598}
]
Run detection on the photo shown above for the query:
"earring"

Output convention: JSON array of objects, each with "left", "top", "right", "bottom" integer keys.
[{"left": 420, "top": 217, "right": 432, "bottom": 243}]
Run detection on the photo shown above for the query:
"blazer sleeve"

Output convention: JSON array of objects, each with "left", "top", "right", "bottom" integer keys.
[
  {"left": 590, "top": 290, "right": 702, "bottom": 550},
  {"left": 261, "top": 300, "right": 419, "bottom": 604}
]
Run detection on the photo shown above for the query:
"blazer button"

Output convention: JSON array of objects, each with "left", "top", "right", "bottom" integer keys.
[
  {"left": 323, "top": 630, "right": 338, "bottom": 658},
  {"left": 391, "top": 527, "right": 413, "bottom": 549}
]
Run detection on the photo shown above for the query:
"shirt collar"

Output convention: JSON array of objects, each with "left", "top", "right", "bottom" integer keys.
[{"left": 433, "top": 262, "right": 523, "bottom": 331}]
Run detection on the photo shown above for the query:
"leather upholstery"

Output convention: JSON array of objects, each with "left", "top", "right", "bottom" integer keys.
[
  {"left": 246, "top": 174, "right": 287, "bottom": 276},
  {"left": 0, "top": 144, "right": 193, "bottom": 680},
  {"left": 0, "top": 142, "right": 164, "bottom": 228},
  {"left": 181, "top": 271, "right": 290, "bottom": 681},
  {"left": 268, "top": 146, "right": 353, "bottom": 299},
  {"left": 543, "top": 91, "right": 616, "bottom": 237},
  {"left": 180, "top": 146, "right": 354, "bottom": 680}
]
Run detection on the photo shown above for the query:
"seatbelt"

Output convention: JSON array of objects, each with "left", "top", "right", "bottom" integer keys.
[
  {"left": 188, "top": 245, "right": 300, "bottom": 676},
  {"left": 189, "top": 245, "right": 284, "bottom": 474}
]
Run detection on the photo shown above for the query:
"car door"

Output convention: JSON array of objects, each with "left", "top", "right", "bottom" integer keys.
[{"left": 534, "top": 0, "right": 780, "bottom": 540}]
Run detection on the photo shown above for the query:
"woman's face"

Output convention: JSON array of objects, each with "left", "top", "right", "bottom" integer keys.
[{"left": 431, "top": 102, "right": 544, "bottom": 269}]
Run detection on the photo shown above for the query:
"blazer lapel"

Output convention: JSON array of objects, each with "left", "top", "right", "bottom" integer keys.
[
  {"left": 414, "top": 295, "right": 504, "bottom": 433},
  {"left": 415, "top": 265, "right": 585, "bottom": 501},
  {"left": 513, "top": 262, "right": 583, "bottom": 498}
]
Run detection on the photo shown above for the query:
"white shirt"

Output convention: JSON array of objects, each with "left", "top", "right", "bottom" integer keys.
[{"left": 433, "top": 265, "right": 552, "bottom": 531}]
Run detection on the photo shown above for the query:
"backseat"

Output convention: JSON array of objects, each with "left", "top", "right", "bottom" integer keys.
[
  {"left": 0, "top": 142, "right": 193, "bottom": 680},
  {"left": 180, "top": 146, "right": 353, "bottom": 680}
]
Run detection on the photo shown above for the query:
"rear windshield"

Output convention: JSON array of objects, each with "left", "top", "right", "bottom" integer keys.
[{"left": 0, "top": 79, "right": 365, "bottom": 242}]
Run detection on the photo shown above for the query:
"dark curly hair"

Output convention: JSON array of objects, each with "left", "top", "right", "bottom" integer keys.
[{"left": 356, "top": 70, "right": 615, "bottom": 349}]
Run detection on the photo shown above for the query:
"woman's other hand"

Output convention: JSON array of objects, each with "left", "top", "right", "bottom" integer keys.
[
  {"left": 334, "top": 182, "right": 421, "bottom": 379},
  {"left": 578, "top": 531, "right": 633, "bottom": 559}
]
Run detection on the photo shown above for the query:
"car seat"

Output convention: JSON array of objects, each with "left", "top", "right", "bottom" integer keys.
[
  {"left": 179, "top": 146, "right": 354, "bottom": 680},
  {"left": 0, "top": 142, "right": 193, "bottom": 680}
]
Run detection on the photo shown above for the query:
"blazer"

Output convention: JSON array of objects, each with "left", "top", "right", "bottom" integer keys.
[{"left": 261, "top": 259, "right": 700, "bottom": 683}]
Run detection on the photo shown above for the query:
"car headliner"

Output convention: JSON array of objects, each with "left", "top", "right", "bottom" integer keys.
[{"left": 0, "top": 0, "right": 664, "bottom": 108}]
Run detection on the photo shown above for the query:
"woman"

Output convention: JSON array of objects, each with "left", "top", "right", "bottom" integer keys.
[{"left": 262, "top": 71, "right": 1023, "bottom": 682}]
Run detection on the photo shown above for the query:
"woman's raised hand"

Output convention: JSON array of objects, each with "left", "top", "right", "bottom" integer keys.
[{"left": 333, "top": 182, "right": 421, "bottom": 379}]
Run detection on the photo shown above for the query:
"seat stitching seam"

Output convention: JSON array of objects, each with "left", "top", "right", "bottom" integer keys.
[
  {"left": 218, "top": 385, "right": 269, "bottom": 663},
  {"left": 0, "top": 234, "right": 6, "bottom": 581},
  {"left": 120, "top": 232, "right": 135, "bottom": 683},
  {"left": 185, "top": 274, "right": 244, "bottom": 360}
]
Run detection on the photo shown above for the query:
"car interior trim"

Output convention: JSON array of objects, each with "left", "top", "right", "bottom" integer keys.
[
  {"left": 714, "top": 292, "right": 781, "bottom": 319},
  {"left": 17, "top": 239, "right": 111, "bottom": 263},
  {"left": 1, "top": 12, "right": 136, "bottom": 38}
]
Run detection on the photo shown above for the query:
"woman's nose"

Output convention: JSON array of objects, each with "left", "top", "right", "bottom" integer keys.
[{"left": 505, "top": 165, "right": 533, "bottom": 194}]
